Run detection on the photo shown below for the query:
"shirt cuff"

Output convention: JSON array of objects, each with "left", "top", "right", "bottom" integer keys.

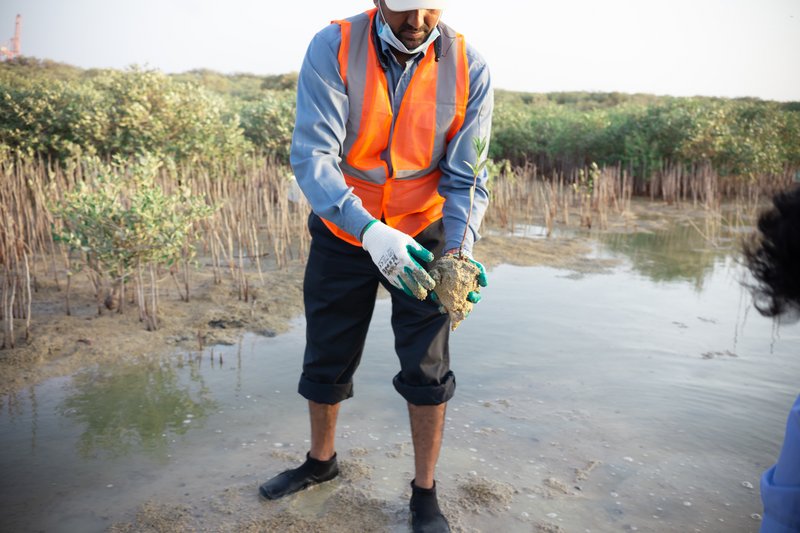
[
  {"left": 444, "top": 235, "right": 474, "bottom": 257},
  {"left": 359, "top": 219, "right": 378, "bottom": 242},
  {"left": 761, "top": 465, "right": 800, "bottom": 532}
]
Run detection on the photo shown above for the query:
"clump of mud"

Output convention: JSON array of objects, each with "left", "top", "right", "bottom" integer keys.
[
  {"left": 408, "top": 268, "right": 436, "bottom": 301},
  {"left": 536, "top": 522, "right": 566, "bottom": 533},
  {"left": 110, "top": 501, "right": 193, "bottom": 533},
  {"left": 455, "top": 476, "right": 515, "bottom": 514},
  {"left": 429, "top": 255, "right": 480, "bottom": 330},
  {"left": 348, "top": 447, "right": 370, "bottom": 457},
  {"left": 338, "top": 458, "right": 374, "bottom": 482}
]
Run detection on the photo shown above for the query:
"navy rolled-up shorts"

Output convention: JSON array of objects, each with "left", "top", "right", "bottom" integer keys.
[{"left": 298, "top": 213, "right": 455, "bottom": 406}]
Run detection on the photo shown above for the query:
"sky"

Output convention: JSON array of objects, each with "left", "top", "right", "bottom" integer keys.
[{"left": 1, "top": 0, "right": 799, "bottom": 101}]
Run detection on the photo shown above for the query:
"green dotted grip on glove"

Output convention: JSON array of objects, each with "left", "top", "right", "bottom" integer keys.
[
  {"left": 469, "top": 258, "right": 488, "bottom": 287},
  {"left": 398, "top": 244, "right": 436, "bottom": 298},
  {"left": 467, "top": 258, "right": 487, "bottom": 303},
  {"left": 408, "top": 244, "right": 435, "bottom": 266}
]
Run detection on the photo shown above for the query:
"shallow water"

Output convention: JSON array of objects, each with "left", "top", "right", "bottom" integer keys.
[{"left": 1, "top": 222, "right": 798, "bottom": 532}]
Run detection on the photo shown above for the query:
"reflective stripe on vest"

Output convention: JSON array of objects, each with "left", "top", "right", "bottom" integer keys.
[{"left": 324, "top": 8, "right": 469, "bottom": 246}]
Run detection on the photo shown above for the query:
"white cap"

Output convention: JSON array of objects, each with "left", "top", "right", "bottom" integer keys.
[{"left": 384, "top": 0, "right": 446, "bottom": 10}]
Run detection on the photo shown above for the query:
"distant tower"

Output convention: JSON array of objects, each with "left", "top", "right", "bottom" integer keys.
[{"left": 0, "top": 15, "right": 22, "bottom": 60}]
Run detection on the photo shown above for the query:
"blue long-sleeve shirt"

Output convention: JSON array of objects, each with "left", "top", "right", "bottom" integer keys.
[
  {"left": 761, "top": 394, "right": 800, "bottom": 532},
  {"left": 290, "top": 17, "right": 493, "bottom": 255}
]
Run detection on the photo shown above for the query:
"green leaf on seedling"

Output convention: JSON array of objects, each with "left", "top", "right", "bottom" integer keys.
[{"left": 472, "top": 136, "right": 488, "bottom": 160}]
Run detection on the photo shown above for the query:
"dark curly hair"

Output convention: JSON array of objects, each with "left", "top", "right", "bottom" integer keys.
[{"left": 743, "top": 185, "right": 800, "bottom": 318}]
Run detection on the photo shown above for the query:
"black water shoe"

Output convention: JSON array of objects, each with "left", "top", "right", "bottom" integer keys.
[
  {"left": 259, "top": 452, "right": 339, "bottom": 500},
  {"left": 410, "top": 480, "right": 450, "bottom": 533}
]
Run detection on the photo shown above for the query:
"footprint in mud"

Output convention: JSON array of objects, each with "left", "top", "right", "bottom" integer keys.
[
  {"left": 536, "top": 523, "right": 565, "bottom": 533},
  {"left": 574, "top": 459, "right": 601, "bottom": 482},
  {"left": 543, "top": 477, "right": 573, "bottom": 496}
]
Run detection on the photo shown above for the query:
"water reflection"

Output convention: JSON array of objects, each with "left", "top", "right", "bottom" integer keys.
[
  {"left": 600, "top": 222, "right": 736, "bottom": 288},
  {"left": 58, "top": 358, "right": 216, "bottom": 459}
]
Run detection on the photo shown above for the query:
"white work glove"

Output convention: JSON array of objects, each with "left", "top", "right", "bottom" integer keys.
[{"left": 361, "top": 220, "right": 436, "bottom": 300}]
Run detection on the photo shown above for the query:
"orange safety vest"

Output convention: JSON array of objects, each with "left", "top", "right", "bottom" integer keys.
[{"left": 323, "top": 8, "right": 469, "bottom": 246}]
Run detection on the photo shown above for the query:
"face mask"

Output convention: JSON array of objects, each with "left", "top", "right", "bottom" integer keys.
[{"left": 376, "top": 6, "right": 440, "bottom": 56}]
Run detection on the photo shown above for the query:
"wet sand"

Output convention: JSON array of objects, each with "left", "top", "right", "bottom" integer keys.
[{"left": 103, "top": 446, "right": 593, "bottom": 533}]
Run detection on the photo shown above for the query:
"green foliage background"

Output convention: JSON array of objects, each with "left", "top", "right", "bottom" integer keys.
[
  {"left": 491, "top": 91, "right": 800, "bottom": 181},
  {"left": 1, "top": 57, "right": 798, "bottom": 185}
]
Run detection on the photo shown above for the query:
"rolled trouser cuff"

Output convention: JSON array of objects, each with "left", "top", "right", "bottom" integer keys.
[
  {"left": 298, "top": 373, "right": 353, "bottom": 404},
  {"left": 393, "top": 370, "right": 455, "bottom": 405}
]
